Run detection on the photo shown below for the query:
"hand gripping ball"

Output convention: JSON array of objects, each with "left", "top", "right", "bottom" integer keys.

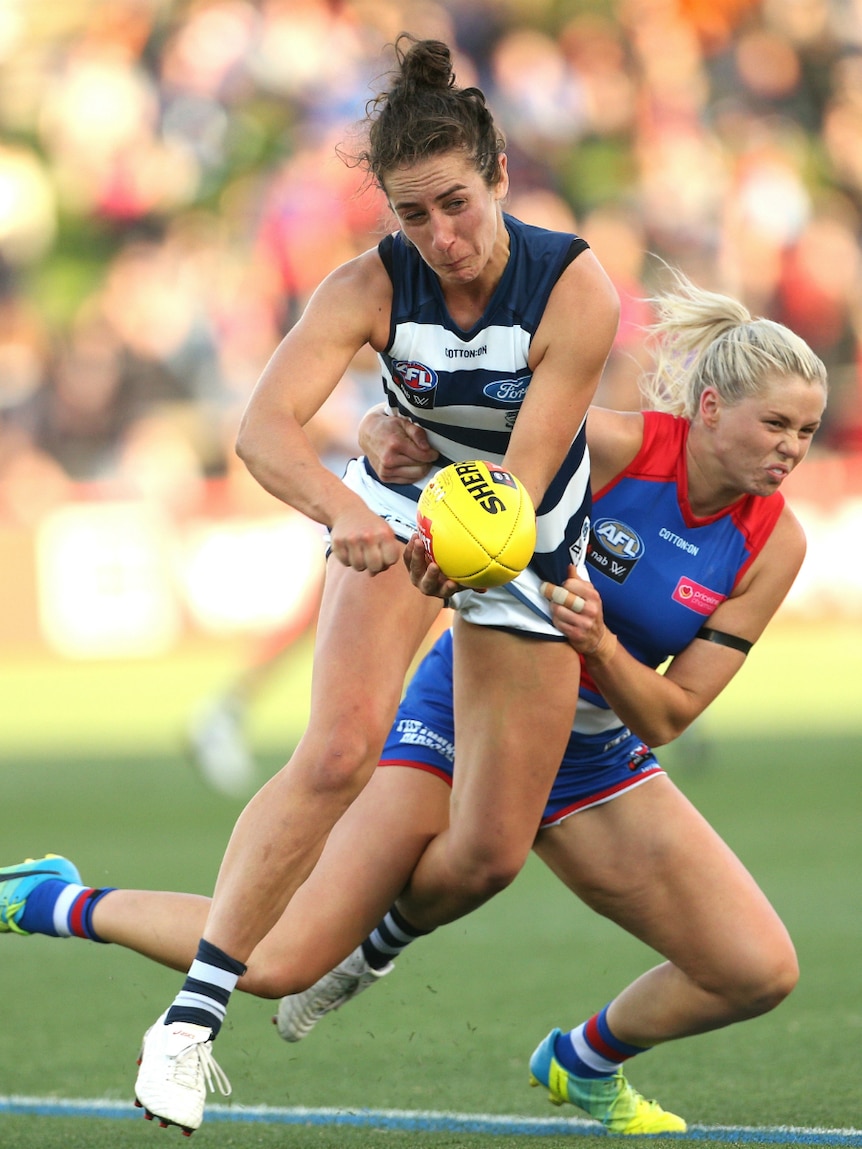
[{"left": 416, "top": 460, "right": 536, "bottom": 588}]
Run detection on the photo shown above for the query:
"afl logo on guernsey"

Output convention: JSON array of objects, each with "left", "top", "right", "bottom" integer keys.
[
  {"left": 586, "top": 518, "right": 644, "bottom": 585},
  {"left": 393, "top": 361, "right": 438, "bottom": 409}
]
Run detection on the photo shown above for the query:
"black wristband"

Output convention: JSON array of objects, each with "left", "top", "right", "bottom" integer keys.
[{"left": 695, "top": 626, "right": 753, "bottom": 655}]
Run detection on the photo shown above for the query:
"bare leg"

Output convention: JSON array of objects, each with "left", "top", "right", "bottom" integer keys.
[
  {"left": 93, "top": 891, "right": 210, "bottom": 972},
  {"left": 533, "top": 776, "right": 798, "bottom": 1046},
  {"left": 398, "top": 617, "right": 581, "bottom": 929},
  {"left": 201, "top": 557, "right": 441, "bottom": 962},
  {"left": 92, "top": 766, "right": 451, "bottom": 998},
  {"left": 245, "top": 765, "right": 450, "bottom": 997}
]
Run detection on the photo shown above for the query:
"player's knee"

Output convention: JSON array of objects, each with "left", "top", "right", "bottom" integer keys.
[
  {"left": 711, "top": 938, "right": 799, "bottom": 1018},
  {"left": 301, "top": 721, "right": 385, "bottom": 797},
  {"left": 747, "top": 943, "right": 799, "bottom": 1014},
  {"left": 451, "top": 846, "right": 525, "bottom": 901},
  {"left": 244, "top": 957, "right": 320, "bottom": 1000}
]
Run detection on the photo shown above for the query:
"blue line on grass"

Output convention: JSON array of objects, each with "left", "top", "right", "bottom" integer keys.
[{"left": 1, "top": 1097, "right": 860, "bottom": 1144}]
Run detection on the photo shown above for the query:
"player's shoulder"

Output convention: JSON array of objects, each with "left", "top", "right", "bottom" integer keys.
[
  {"left": 768, "top": 499, "right": 807, "bottom": 560},
  {"left": 733, "top": 499, "right": 806, "bottom": 604},
  {"left": 587, "top": 408, "right": 646, "bottom": 489},
  {"left": 588, "top": 407, "right": 645, "bottom": 443},
  {"left": 546, "top": 244, "right": 621, "bottom": 339},
  {"left": 322, "top": 243, "right": 392, "bottom": 296},
  {"left": 306, "top": 244, "right": 393, "bottom": 342}
]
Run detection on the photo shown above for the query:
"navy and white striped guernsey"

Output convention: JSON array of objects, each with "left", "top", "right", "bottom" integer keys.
[{"left": 341, "top": 214, "right": 593, "bottom": 632}]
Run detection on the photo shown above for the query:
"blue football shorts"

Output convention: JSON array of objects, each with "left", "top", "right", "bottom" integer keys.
[{"left": 379, "top": 628, "right": 665, "bottom": 827}]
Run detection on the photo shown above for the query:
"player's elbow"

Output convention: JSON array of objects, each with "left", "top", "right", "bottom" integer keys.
[
  {"left": 234, "top": 417, "right": 256, "bottom": 469},
  {"left": 646, "top": 720, "right": 687, "bottom": 748},
  {"left": 635, "top": 707, "right": 700, "bottom": 749}
]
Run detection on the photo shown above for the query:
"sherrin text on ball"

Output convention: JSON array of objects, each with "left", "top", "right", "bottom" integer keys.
[{"left": 416, "top": 460, "right": 536, "bottom": 588}]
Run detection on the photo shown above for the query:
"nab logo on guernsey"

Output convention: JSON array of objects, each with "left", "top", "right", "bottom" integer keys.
[
  {"left": 483, "top": 378, "right": 529, "bottom": 405},
  {"left": 393, "top": 361, "right": 438, "bottom": 409},
  {"left": 586, "top": 518, "right": 644, "bottom": 585}
]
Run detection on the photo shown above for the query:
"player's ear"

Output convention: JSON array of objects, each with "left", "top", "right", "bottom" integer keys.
[
  {"left": 495, "top": 153, "right": 509, "bottom": 201},
  {"left": 699, "top": 387, "right": 721, "bottom": 427}
]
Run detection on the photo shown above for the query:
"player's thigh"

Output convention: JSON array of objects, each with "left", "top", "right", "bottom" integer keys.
[
  {"left": 307, "top": 555, "right": 441, "bottom": 746},
  {"left": 449, "top": 620, "right": 580, "bottom": 861},
  {"left": 534, "top": 777, "right": 791, "bottom": 977}
]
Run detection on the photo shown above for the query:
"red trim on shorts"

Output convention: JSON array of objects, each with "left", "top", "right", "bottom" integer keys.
[
  {"left": 540, "top": 765, "right": 664, "bottom": 828},
  {"left": 378, "top": 759, "right": 454, "bottom": 787}
]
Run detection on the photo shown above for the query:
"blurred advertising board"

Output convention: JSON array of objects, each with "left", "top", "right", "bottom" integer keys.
[
  {"left": 4, "top": 495, "right": 325, "bottom": 657},
  {"left": 0, "top": 457, "right": 859, "bottom": 659}
]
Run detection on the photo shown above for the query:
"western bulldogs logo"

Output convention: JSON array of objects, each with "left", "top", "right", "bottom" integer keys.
[
  {"left": 587, "top": 518, "right": 644, "bottom": 585},
  {"left": 392, "top": 361, "right": 438, "bottom": 410}
]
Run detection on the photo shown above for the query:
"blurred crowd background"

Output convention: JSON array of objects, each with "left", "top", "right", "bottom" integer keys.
[{"left": 2, "top": 0, "right": 862, "bottom": 657}]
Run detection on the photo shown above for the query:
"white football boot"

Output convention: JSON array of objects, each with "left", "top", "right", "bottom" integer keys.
[
  {"left": 274, "top": 945, "right": 393, "bottom": 1043},
  {"left": 134, "top": 1013, "right": 231, "bottom": 1135}
]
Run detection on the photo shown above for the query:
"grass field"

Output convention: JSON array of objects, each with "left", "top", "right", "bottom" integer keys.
[{"left": 0, "top": 618, "right": 861, "bottom": 1148}]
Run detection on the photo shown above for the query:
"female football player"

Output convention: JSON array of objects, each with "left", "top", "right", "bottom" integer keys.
[{"left": 123, "top": 32, "right": 619, "bottom": 1133}]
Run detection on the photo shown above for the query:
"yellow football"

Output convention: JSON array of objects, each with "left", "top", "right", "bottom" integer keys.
[{"left": 416, "top": 460, "right": 536, "bottom": 588}]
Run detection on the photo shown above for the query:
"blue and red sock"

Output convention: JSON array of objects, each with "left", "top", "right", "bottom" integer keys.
[
  {"left": 19, "top": 880, "right": 114, "bottom": 942},
  {"left": 554, "top": 1004, "right": 649, "bottom": 1078}
]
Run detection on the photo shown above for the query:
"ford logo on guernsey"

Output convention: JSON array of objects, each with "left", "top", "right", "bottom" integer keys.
[
  {"left": 393, "top": 361, "right": 437, "bottom": 392},
  {"left": 483, "top": 378, "right": 528, "bottom": 404}
]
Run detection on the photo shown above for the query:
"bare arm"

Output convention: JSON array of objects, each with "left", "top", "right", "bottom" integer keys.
[
  {"left": 502, "top": 250, "right": 620, "bottom": 509},
  {"left": 542, "top": 508, "right": 807, "bottom": 746},
  {"left": 236, "top": 251, "right": 402, "bottom": 574}
]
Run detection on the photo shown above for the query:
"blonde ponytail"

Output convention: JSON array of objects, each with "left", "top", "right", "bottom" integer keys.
[{"left": 640, "top": 268, "right": 828, "bottom": 417}]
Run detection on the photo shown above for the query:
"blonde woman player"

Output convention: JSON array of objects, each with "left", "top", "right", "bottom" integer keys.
[{"left": 0, "top": 271, "right": 826, "bottom": 1134}]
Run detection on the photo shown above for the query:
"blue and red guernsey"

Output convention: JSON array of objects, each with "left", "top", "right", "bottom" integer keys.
[{"left": 581, "top": 410, "right": 783, "bottom": 709}]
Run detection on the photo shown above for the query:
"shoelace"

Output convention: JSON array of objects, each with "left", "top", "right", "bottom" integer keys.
[
  {"left": 1, "top": 903, "right": 28, "bottom": 934},
  {"left": 173, "top": 1041, "right": 232, "bottom": 1097},
  {"left": 198, "top": 1043, "right": 232, "bottom": 1098}
]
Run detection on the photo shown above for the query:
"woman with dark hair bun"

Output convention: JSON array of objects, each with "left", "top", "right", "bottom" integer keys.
[
  {"left": 128, "top": 32, "right": 619, "bottom": 1132},
  {"left": 131, "top": 33, "right": 616, "bottom": 1130}
]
